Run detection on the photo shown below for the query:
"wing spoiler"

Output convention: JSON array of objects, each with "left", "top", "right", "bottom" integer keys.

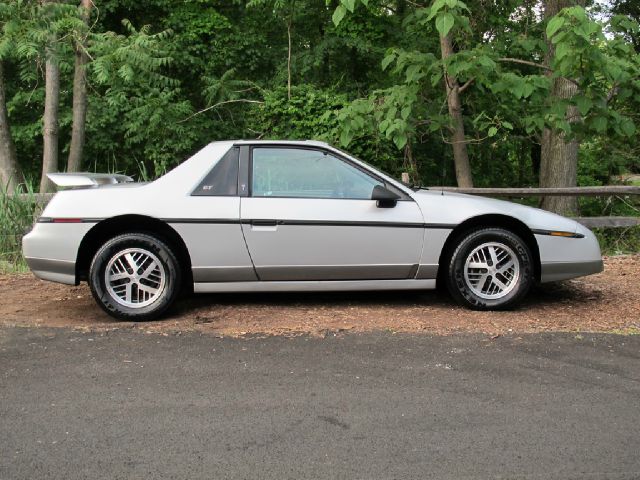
[{"left": 47, "top": 172, "right": 134, "bottom": 188}]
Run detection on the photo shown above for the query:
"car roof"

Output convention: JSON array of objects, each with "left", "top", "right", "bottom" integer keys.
[{"left": 224, "top": 139, "right": 330, "bottom": 148}]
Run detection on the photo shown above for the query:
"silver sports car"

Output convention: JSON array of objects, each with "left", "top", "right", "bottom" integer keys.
[{"left": 23, "top": 140, "right": 603, "bottom": 320}]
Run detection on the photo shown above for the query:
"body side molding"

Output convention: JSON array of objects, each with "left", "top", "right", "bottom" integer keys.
[{"left": 194, "top": 279, "right": 436, "bottom": 293}]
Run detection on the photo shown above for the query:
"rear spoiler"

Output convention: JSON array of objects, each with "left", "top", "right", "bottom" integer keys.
[{"left": 47, "top": 172, "right": 134, "bottom": 188}]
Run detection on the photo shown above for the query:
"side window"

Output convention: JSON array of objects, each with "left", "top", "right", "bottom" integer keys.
[
  {"left": 192, "top": 147, "right": 239, "bottom": 196},
  {"left": 251, "top": 147, "right": 384, "bottom": 199}
]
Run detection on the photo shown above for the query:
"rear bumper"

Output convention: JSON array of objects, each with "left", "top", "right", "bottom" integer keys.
[
  {"left": 22, "top": 222, "right": 92, "bottom": 285},
  {"left": 24, "top": 257, "right": 77, "bottom": 285},
  {"left": 540, "top": 259, "right": 604, "bottom": 283}
]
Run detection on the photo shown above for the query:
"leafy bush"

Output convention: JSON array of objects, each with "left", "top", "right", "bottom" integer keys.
[{"left": 253, "top": 85, "right": 348, "bottom": 140}]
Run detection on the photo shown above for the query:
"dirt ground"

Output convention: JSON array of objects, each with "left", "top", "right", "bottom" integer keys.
[{"left": 1, "top": 255, "right": 639, "bottom": 337}]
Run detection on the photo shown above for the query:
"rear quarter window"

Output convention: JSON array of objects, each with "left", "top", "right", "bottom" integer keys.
[{"left": 192, "top": 147, "right": 240, "bottom": 196}]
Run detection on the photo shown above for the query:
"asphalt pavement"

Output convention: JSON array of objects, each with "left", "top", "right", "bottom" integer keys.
[{"left": 1, "top": 327, "right": 639, "bottom": 480}]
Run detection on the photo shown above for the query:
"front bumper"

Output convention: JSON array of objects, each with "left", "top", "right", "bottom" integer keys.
[
  {"left": 536, "top": 222, "right": 604, "bottom": 283},
  {"left": 540, "top": 259, "right": 604, "bottom": 283}
]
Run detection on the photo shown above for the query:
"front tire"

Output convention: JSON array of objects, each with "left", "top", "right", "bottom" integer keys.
[
  {"left": 89, "top": 233, "right": 181, "bottom": 321},
  {"left": 446, "top": 228, "right": 533, "bottom": 310}
]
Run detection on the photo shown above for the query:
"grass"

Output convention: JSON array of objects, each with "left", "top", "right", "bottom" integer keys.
[
  {"left": 609, "top": 326, "right": 640, "bottom": 336},
  {"left": 0, "top": 186, "right": 41, "bottom": 274}
]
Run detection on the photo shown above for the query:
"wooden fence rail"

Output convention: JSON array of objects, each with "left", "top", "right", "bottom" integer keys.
[
  {"left": 13, "top": 185, "right": 640, "bottom": 229},
  {"left": 429, "top": 185, "right": 640, "bottom": 228},
  {"left": 574, "top": 217, "right": 639, "bottom": 228},
  {"left": 429, "top": 186, "right": 640, "bottom": 197},
  {"left": 428, "top": 185, "right": 640, "bottom": 229}
]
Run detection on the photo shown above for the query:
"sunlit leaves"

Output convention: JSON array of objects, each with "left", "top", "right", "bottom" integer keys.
[
  {"left": 332, "top": 5, "right": 347, "bottom": 26},
  {"left": 546, "top": 16, "right": 565, "bottom": 39},
  {"left": 543, "top": 6, "right": 640, "bottom": 139},
  {"left": 435, "top": 12, "right": 455, "bottom": 37},
  {"left": 332, "top": 0, "right": 360, "bottom": 26}
]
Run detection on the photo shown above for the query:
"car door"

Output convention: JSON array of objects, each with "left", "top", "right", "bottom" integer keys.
[{"left": 240, "top": 146, "right": 425, "bottom": 281}]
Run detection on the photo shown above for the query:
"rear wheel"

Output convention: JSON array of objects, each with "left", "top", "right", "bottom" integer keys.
[
  {"left": 446, "top": 228, "right": 533, "bottom": 310},
  {"left": 89, "top": 233, "right": 181, "bottom": 320}
]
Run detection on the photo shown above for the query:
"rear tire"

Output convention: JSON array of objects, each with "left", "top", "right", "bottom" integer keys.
[
  {"left": 89, "top": 233, "right": 181, "bottom": 321},
  {"left": 446, "top": 228, "right": 533, "bottom": 310}
]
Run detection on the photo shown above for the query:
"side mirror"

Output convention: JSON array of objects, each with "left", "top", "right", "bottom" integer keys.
[{"left": 371, "top": 185, "right": 400, "bottom": 208}]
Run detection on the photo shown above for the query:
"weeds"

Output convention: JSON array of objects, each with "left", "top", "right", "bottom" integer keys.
[
  {"left": 595, "top": 226, "right": 640, "bottom": 255},
  {"left": 0, "top": 186, "right": 40, "bottom": 273}
]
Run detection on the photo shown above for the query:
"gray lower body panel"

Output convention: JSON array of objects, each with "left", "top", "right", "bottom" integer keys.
[
  {"left": 194, "top": 279, "right": 436, "bottom": 293},
  {"left": 255, "top": 264, "right": 418, "bottom": 281},
  {"left": 192, "top": 264, "right": 439, "bottom": 282},
  {"left": 540, "top": 260, "right": 604, "bottom": 283},
  {"left": 192, "top": 266, "right": 257, "bottom": 282},
  {"left": 416, "top": 264, "right": 439, "bottom": 279},
  {"left": 24, "top": 257, "right": 76, "bottom": 285}
]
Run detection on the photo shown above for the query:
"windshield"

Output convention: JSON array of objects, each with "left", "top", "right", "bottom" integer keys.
[
  {"left": 330, "top": 146, "right": 429, "bottom": 191},
  {"left": 328, "top": 146, "right": 420, "bottom": 190}
]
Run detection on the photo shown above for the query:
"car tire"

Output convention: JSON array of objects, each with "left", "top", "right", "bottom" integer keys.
[
  {"left": 446, "top": 228, "right": 533, "bottom": 310},
  {"left": 89, "top": 233, "right": 182, "bottom": 321}
]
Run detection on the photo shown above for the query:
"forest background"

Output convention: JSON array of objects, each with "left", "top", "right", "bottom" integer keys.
[{"left": 1, "top": 0, "right": 639, "bottom": 222}]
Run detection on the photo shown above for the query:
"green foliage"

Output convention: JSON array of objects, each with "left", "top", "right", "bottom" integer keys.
[
  {"left": 202, "top": 68, "right": 257, "bottom": 107},
  {"left": 254, "top": 85, "right": 347, "bottom": 140},
  {"left": 90, "top": 20, "right": 177, "bottom": 88},
  {"left": 327, "top": 0, "right": 640, "bottom": 197},
  {"left": 428, "top": 0, "right": 470, "bottom": 37},
  {"left": 0, "top": 185, "right": 38, "bottom": 273},
  {"left": 336, "top": 84, "right": 419, "bottom": 150},
  {"left": 332, "top": 0, "right": 367, "bottom": 27},
  {"left": 0, "top": 0, "right": 637, "bottom": 254},
  {"left": 594, "top": 227, "right": 640, "bottom": 255},
  {"left": 544, "top": 7, "right": 640, "bottom": 140}
]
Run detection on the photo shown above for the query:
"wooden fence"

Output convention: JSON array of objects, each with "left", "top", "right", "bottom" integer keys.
[{"left": 428, "top": 185, "right": 640, "bottom": 229}]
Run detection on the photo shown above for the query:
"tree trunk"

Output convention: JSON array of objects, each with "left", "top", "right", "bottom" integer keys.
[
  {"left": 40, "top": 42, "right": 60, "bottom": 193},
  {"left": 286, "top": 13, "right": 292, "bottom": 100},
  {"left": 67, "top": 0, "right": 91, "bottom": 173},
  {"left": 0, "top": 61, "right": 23, "bottom": 191},
  {"left": 440, "top": 34, "right": 473, "bottom": 188},
  {"left": 403, "top": 142, "right": 419, "bottom": 184},
  {"left": 540, "top": 78, "right": 579, "bottom": 214},
  {"left": 539, "top": 0, "right": 584, "bottom": 215}
]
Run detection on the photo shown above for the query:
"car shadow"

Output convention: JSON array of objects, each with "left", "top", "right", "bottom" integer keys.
[
  {"left": 172, "top": 280, "right": 605, "bottom": 316},
  {"left": 525, "top": 281, "right": 605, "bottom": 306},
  {"left": 175, "top": 288, "right": 451, "bottom": 311}
]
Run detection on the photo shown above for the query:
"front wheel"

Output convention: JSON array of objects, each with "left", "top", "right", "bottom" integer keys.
[
  {"left": 446, "top": 228, "right": 533, "bottom": 310},
  {"left": 89, "top": 233, "right": 182, "bottom": 320}
]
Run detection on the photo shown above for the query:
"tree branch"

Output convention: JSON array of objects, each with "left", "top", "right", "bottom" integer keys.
[
  {"left": 497, "top": 57, "right": 552, "bottom": 72},
  {"left": 606, "top": 83, "right": 619, "bottom": 103},
  {"left": 497, "top": 57, "right": 579, "bottom": 87},
  {"left": 458, "top": 77, "right": 475, "bottom": 94},
  {"left": 179, "top": 99, "right": 264, "bottom": 123}
]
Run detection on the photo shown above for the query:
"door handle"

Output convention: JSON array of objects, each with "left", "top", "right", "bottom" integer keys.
[
  {"left": 250, "top": 220, "right": 278, "bottom": 226},
  {"left": 250, "top": 219, "right": 279, "bottom": 232}
]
